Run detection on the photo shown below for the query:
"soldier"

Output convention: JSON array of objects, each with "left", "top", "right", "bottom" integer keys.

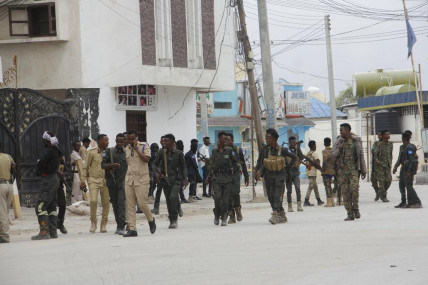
[
  {"left": 331, "top": 123, "right": 366, "bottom": 221},
  {"left": 154, "top": 134, "right": 188, "bottom": 229},
  {"left": 206, "top": 132, "right": 239, "bottom": 226},
  {"left": 184, "top": 139, "right": 200, "bottom": 203},
  {"left": 80, "top": 134, "right": 110, "bottom": 233},
  {"left": 0, "top": 142, "right": 15, "bottom": 243},
  {"left": 371, "top": 131, "right": 383, "bottom": 201},
  {"left": 32, "top": 131, "right": 61, "bottom": 240},
  {"left": 303, "top": 140, "right": 324, "bottom": 206},
  {"left": 56, "top": 156, "right": 68, "bottom": 234},
  {"left": 392, "top": 130, "right": 413, "bottom": 208},
  {"left": 123, "top": 130, "right": 156, "bottom": 236},
  {"left": 152, "top": 136, "right": 166, "bottom": 215},
  {"left": 102, "top": 133, "right": 128, "bottom": 235},
  {"left": 225, "top": 133, "right": 249, "bottom": 224},
  {"left": 286, "top": 136, "right": 306, "bottom": 212},
  {"left": 393, "top": 132, "right": 422, "bottom": 208},
  {"left": 256, "top": 129, "right": 296, "bottom": 224},
  {"left": 321, "top": 138, "right": 336, "bottom": 207},
  {"left": 373, "top": 130, "right": 393, "bottom": 202}
]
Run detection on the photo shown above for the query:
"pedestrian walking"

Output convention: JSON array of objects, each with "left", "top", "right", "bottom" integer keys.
[
  {"left": 70, "top": 141, "right": 84, "bottom": 203},
  {"left": 123, "top": 130, "right": 156, "bottom": 237},
  {"left": 256, "top": 129, "right": 296, "bottom": 224},
  {"left": 102, "top": 133, "right": 128, "bottom": 235},
  {"left": 199, "top": 136, "right": 212, "bottom": 197},
  {"left": 185, "top": 139, "right": 200, "bottom": 203},
  {"left": 152, "top": 136, "right": 166, "bottom": 215},
  {"left": 321, "top": 138, "right": 336, "bottom": 207},
  {"left": 331, "top": 123, "right": 366, "bottom": 221},
  {"left": 80, "top": 134, "right": 110, "bottom": 233},
  {"left": 0, "top": 142, "right": 14, "bottom": 243},
  {"left": 373, "top": 130, "right": 393, "bottom": 202},
  {"left": 32, "top": 131, "right": 61, "bottom": 240},
  {"left": 225, "top": 133, "right": 249, "bottom": 224},
  {"left": 303, "top": 140, "right": 324, "bottom": 206},
  {"left": 371, "top": 131, "right": 383, "bottom": 201},
  {"left": 154, "top": 134, "right": 188, "bottom": 229}
]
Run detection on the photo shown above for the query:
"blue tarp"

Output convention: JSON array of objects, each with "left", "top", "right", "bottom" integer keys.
[{"left": 358, "top": 91, "right": 428, "bottom": 110}]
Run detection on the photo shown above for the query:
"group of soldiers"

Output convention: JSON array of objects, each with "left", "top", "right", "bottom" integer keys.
[
  {"left": 371, "top": 129, "right": 422, "bottom": 208},
  {"left": 0, "top": 123, "right": 423, "bottom": 243}
]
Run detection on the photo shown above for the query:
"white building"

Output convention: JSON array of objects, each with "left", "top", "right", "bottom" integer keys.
[{"left": 0, "top": 0, "right": 235, "bottom": 149}]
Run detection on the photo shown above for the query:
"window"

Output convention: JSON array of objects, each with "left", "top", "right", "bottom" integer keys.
[
  {"left": 154, "top": 0, "right": 172, "bottom": 66},
  {"left": 9, "top": 3, "right": 56, "bottom": 37},
  {"left": 126, "top": 111, "right": 147, "bottom": 142},
  {"left": 214, "top": 102, "right": 232, "bottom": 109}
]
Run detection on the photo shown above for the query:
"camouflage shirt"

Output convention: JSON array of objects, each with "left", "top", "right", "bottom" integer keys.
[
  {"left": 342, "top": 139, "right": 358, "bottom": 174},
  {"left": 374, "top": 141, "right": 393, "bottom": 169}
]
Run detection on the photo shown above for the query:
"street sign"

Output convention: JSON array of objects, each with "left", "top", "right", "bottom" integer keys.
[{"left": 285, "top": 91, "right": 311, "bottom": 116}]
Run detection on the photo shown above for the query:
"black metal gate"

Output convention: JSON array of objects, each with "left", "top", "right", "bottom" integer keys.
[{"left": 0, "top": 88, "right": 72, "bottom": 207}]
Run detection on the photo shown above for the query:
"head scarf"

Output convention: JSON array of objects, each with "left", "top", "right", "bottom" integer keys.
[{"left": 42, "top": 131, "right": 59, "bottom": 147}]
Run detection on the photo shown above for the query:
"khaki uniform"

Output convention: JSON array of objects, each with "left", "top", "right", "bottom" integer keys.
[
  {"left": 125, "top": 142, "right": 153, "bottom": 231},
  {"left": 79, "top": 146, "right": 88, "bottom": 162},
  {"left": 0, "top": 153, "right": 14, "bottom": 242},
  {"left": 304, "top": 151, "right": 321, "bottom": 200},
  {"left": 81, "top": 147, "right": 109, "bottom": 224}
]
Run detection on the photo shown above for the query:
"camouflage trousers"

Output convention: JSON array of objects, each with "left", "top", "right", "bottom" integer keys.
[
  {"left": 338, "top": 169, "right": 360, "bottom": 216},
  {"left": 371, "top": 168, "right": 379, "bottom": 193},
  {"left": 229, "top": 173, "right": 241, "bottom": 211},
  {"left": 375, "top": 166, "right": 392, "bottom": 199},
  {"left": 305, "top": 176, "right": 320, "bottom": 200},
  {"left": 322, "top": 175, "right": 334, "bottom": 198}
]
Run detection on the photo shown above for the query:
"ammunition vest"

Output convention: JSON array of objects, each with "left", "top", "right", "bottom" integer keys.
[{"left": 263, "top": 146, "right": 286, "bottom": 172}]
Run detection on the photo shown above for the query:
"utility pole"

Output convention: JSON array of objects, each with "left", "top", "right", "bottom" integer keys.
[
  {"left": 200, "top": 93, "right": 209, "bottom": 138},
  {"left": 237, "top": 0, "right": 265, "bottom": 150},
  {"left": 256, "top": 0, "right": 277, "bottom": 130},
  {"left": 324, "top": 15, "right": 338, "bottom": 142}
]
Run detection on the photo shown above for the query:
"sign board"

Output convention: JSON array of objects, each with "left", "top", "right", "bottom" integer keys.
[
  {"left": 196, "top": 93, "right": 214, "bottom": 114},
  {"left": 285, "top": 91, "right": 311, "bottom": 116},
  {"left": 116, "top": 85, "right": 158, "bottom": 111}
]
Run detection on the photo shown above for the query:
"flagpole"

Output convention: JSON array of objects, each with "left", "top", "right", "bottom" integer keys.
[{"left": 403, "top": 0, "right": 424, "bottom": 140}]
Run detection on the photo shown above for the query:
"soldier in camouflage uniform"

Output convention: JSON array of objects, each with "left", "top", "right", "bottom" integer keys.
[
  {"left": 371, "top": 131, "right": 383, "bottom": 201},
  {"left": 256, "top": 129, "right": 296, "bottom": 224},
  {"left": 206, "top": 131, "right": 239, "bottom": 226},
  {"left": 331, "top": 123, "right": 366, "bottom": 221},
  {"left": 393, "top": 131, "right": 422, "bottom": 208},
  {"left": 321, "top": 137, "right": 336, "bottom": 207},
  {"left": 225, "top": 133, "right": 249, "bottom": 224},
  {"left": 372, "top": 130, "right": 393, "bottom": 202}
]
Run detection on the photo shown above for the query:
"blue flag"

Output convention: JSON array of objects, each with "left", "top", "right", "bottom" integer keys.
[{"left": 406, "top": 20, "right": 417, "bottom": 58}]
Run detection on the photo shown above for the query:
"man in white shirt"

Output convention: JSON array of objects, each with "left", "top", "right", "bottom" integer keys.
[
  {"left": 198, "top": 137, "right": 212, "bottom": 197},
  {"left": 70, "top": 141, "right": 84, "bottom": 204}
]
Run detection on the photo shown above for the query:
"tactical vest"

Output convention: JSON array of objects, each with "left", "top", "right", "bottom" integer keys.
[{"left": 263, "top": 146, "right": 286, "bottom": 172}]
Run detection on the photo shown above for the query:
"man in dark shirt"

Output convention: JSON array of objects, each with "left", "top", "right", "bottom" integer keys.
[
  {"left": 286, "top": 136, "right": 306, "bottom": 212},
  {"left": 154, "top": 134, "right": 189, "bottom": 229},
  {"left": 102, "top": 133, "right": 128, "bottom": 235},
  {"left": 185, "top": 139, "right": 200, "bottom": 202},
  {"left": 32, "top": 131, "right": 61, "bottom": 240}
]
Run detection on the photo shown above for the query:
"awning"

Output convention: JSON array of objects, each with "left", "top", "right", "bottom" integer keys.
[
  {"left": 196, "top": 116, "right": 315, "bottom": 127},
  {"left": 358, "top": 91, "right": 428, "bottom": 111}
]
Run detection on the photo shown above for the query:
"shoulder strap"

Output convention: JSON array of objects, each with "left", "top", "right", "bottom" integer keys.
[{"left": 163, "top": 149, "right": 168, "bottom": 177}]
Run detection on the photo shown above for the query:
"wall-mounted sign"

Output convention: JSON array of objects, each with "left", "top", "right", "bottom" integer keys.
[
  {"left": 116, "top": 85, "right": 158, "bottom": 111},
  {"left": 285, "top": 91, "right": 311, "bottom": 116}
]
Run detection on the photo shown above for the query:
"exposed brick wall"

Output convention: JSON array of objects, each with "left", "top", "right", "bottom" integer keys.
[
  {"left": 171, "top": 0, "right": 188, "bottom": 68},
  {"left": 201, "top": 0, "right": 216, "bottom": 70},
  {"left": 140, "top": 0, "right": 156, "bottom": 66}
]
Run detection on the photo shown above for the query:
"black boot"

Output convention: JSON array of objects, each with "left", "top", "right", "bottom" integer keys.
[
  {"left": 221, "top": 212, "right": 228, "bottom": 226},
  {"left": 228, "top": 210, "right": 236, "bottom": 224},
  {"left": 303, "top": 199, "right": 314, "bottom": 206},
  {"left": 353, "top": 209, "right": 361, "bottom": 219},
  {"left": 149, "top": 218, "right": 156, "bottom": 234},
  {"left": 151, "top": 204, "right": 159, "bottom": 215},
  {"left": 32, "top": 216, "right": 50, "bottom": 240},
  {"left": 213, "top": 209, "right": 220, "bottom": 226},
  {"left": 317, "top": 198, "right": 325, "bottom": 206},
  {"left": 58, "top": 219, "right": 68, "bottom": 234},
  {"left": 48, "top": 215, "right": 58, "bottom": 238}
]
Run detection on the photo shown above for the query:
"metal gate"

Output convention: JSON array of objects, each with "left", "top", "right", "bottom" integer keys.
[{"left": 0, "top": 88, "right": 72, "bottom": 207}]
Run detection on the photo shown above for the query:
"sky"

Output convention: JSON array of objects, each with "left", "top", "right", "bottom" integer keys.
[{"left": 243, "top": 0, "right": 428, "bottom": 98}]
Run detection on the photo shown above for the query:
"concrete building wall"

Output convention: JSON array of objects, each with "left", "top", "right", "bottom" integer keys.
[{"left": 211, "top": 83, "right": 239, "bottom": 117}]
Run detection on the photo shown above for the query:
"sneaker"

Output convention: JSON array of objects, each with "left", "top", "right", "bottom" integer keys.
[
  {"left": 395, "top": 202, "right": 407, "bottom": 208},
  {"left": 123, "top": 230, "right": 138, "bottom": 237}
]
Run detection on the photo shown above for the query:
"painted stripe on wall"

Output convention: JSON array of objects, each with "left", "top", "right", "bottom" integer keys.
[
  {"left": 171, "top": 0, "right": 188, "bottom": 68},
  {"left": 140, "top": 0, "right": 156, "bottom": 66},
  {"left": 201, "top": 0, "right": 216, "bottom": 70}
]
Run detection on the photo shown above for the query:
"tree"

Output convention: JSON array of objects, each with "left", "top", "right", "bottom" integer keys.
[{"left": 336, "top": 84, "right": 357, "bottom": 107}]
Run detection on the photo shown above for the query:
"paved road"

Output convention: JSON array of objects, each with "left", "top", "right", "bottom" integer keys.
[{"left": 1, "top": 181, "right": 427, "bottom": 285}]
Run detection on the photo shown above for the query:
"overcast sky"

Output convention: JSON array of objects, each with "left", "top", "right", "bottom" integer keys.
[{"left": 243, "top": 0, "right": 428, "bottom": 98}]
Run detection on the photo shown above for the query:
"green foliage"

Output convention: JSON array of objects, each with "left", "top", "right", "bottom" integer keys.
[{"left": 336, "top": 84, "right": 357, "bottom": 107}]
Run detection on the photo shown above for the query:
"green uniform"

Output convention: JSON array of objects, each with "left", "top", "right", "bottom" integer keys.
[
  {"left": 229, "top": 146, "right": 249, "bottom": 211},
  {"left": 370, "top": 141, "right": 381, "bottom": 194},
  {"left": 209, "top": 147, "right": 239, "bottom": 217},
  {"left": 102, "top": 146, "right": 128, "bottom": 230},
  {"left": 257, "top": 145, "right": 296, "bottom": 212},
  {"left": 396, "top": 143, "right": 421, "bottom": 206},
  {"left": 154, "top": 148, "right": 188, "bottom": 222},
  {"left": 372, "top": 141, "right": 393, "bottom": 200}
]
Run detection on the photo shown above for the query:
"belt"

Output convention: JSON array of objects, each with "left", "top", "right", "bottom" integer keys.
[{"left": 0, "top": 180, "right": 8, "bottom": 184}]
